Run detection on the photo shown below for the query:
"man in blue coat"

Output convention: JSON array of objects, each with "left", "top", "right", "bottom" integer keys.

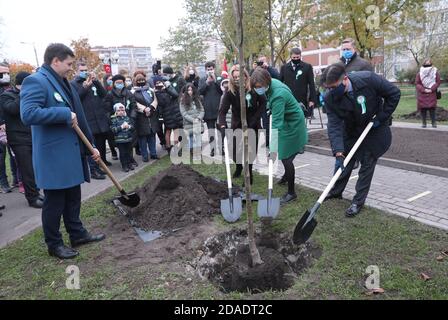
[{"left": 20, "top": 43, "right": 105, "bottom": 259}]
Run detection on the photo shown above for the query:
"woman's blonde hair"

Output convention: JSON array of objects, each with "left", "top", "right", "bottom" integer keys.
[{"left": 229, "top": 64, "right": 250, "bottom": 95}]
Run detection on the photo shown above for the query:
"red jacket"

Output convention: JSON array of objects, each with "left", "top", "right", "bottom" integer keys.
[{"left": 415, "top": 70, "right": 441, "bottom": 110}]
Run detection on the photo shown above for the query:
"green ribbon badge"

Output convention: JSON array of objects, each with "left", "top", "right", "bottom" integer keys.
[
  {"left": 246, "top": 93, "right": 252, "bottom": 107},
  {"left": 54, "top": 92, "right": 63, "bottom": 103},
  {"left": 357, "top": 96, "right": 367, "bottom": 114},
  {"left": 296, "top": 70, "right": 303, "bottom": 79},
  {"left": 92, "top": 86, "right": 97, "bottom": 96}
]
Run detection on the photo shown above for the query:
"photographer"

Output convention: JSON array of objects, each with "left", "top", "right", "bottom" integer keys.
[
  {"left": 253, "top": 56, "right": 280, "bottom": 80},
  {"left": 199, "top": 61, "right": 222, "bottom": 157}
]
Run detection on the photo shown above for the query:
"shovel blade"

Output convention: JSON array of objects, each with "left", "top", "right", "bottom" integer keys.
[
  {"left": 293, "top": 209, "right": 318, "bottom": 245},
  {"left": 220, "top": 197, "right": 243, "bottom": 223},
  {"left": 116, "top": 192, "right": 140, "bottom": 208},
  {"left": 257, "top": 198, "right": 281, "bottom": 219}
]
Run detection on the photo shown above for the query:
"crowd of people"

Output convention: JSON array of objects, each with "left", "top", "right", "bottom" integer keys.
[{"left": 0, "top": 36, "right": 421, "bottom": 259}]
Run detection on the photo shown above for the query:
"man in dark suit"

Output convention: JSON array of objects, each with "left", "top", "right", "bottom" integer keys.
[
  {"left": 323, "top": 63, "right": 400, "bottom": 217},
  {"left": 280, "top": 47, "right": 317, "bottom": 119},
  {"left": 20, "top": 43, "right": 105, "bottom": 259}
]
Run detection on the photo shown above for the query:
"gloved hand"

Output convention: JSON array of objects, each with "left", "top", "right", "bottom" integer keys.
[
  {"left": 334, "top": 152, "right": 345, "bottom": 173},
  {"left": 372, "top": 120, "right": 381, "bottom": 128}
]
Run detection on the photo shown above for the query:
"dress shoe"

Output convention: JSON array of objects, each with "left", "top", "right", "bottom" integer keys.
[
  {"left": 91, "top": 171, "right": 106, "bottom": 180},
  {"left": 324, "top": 193, "right": 342, "bottom": 202},
  {"left": 122, "top": 166, "right": 129, "bottom": 173},
  {"left": 128, "top": 164, "right": 135, "bottom": 171},
  {"left": 1, "top": 185, "right": 12, "bottom": 193},
  {"left": 280, "top": 193, "right": 297, "bottom": 205},
  {"left": 28, "top": 198, "right": 44, "bottom": 209},
  {"left": 131, "top": 159, "right": 138, "bottom": 167},
  {"left": 150, "top": 155, "right": 160, "bottom": 160},
  {"left": 48, "top": 245, "right": 79, "bottom": 259},
  {"left": 104, "top": 160, "right": 113, "bottom": 167},
  {"left": 70, "top": 233, "right": 106, "bottom": 248},
  {"left": 345, "top": 203, "right": 363, "bottom": 217},
  {"left": 276, "top": 176, "right": 287, "bottom": 185}
]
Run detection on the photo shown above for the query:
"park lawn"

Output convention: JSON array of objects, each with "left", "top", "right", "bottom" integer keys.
[
  {"left": 395, "top": 84, "right": 448, "bottom": 125},
  {"left": 0, "top": 155, "right": 447, "bottom": 300}
]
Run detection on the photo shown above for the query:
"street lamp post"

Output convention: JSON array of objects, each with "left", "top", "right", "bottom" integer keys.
[{"left": 20, "top": 42, "right": 39, "bottom": 67}]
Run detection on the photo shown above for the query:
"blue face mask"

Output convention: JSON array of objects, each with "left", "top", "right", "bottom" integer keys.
[
  {"left": 107, "top": 80, "right": 113, "bottom": 86},
  {"left": 79, "top": 71, "right": 88, "bottom": 79},
  {"left": 255, "top": 87, "right": 267, "bottom": 96},
  {"left": 331, "top": 82, "right": 346, "bottom": 100},
  {"left": 342, "top": 50, "right": 354, "bottom": 60},
  {"left": 115, "top": 83, "right": 124, "bottom": 90}
]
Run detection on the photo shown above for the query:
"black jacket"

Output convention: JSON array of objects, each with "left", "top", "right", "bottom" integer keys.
[
  {"left": 156, "top": 86, "right": 183, "bottom": 129},
  {"left": 218, "top": 89, "right": 266, "bottom": 130},
  {"left": 0, "top": 87, "right": 32, "bottom": 145},
  {"left": 71, "top": 77, "right": 109, "bottom": 135},
  {"left": 199, "top": 76, "right": 223, "bottom": 120},
  {"left": 324, "top": 71, "right": 401, "bottom": 160},
  {"left": 340, "top": 52, "right": 374, "bottom": 73},
  {"left": 132, "top": 86, "right": 160, "bottom": 136},
  {"left": 103, "top": 87, "right": 137, "bottom": 121},
  {"left": 171, "top": 74, "right": 187, "bottom": 94},
  {"left": 280, "top": 60, "right": 317, "bottom": 106}
]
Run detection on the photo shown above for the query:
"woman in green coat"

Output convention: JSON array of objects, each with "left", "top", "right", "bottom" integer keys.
[{"left": 250, "top": 67, "right": 308, "bottom": 204}]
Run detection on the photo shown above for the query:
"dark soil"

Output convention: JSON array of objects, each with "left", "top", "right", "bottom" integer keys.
[
  {"left": 400, "top": 107, "right": 448, "bottom": 121},
  {"left": 128, "top": 164, "right": 240, "bottom": 232},
  {"left": 308, "top": 126, "right": 448, "bottom": 168},
  {"left": 195, "top": 228, "right": 321, "bottom": 293}
]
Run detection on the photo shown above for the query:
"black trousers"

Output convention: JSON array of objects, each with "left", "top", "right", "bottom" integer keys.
[
  {"left": 42, "top": 185, "right": 87, "bottom": 249},
  {"left": 117, "top": 142, "right": 133, "bottom": 168},
  {"left": 93, "top": 132, "right": 108, "bottom": 163},
  {"left": 421, "top": 108, "right": 436, "bottom": 125},
  {"left": 205, "top": 119, "right": 217, "bottom": 144},
  {"left": 106, "top": 131, "right": 117, "bottom": 157},
  {"left": 281, "top": 153, "right": 298, "bottom": 195},
  {"left": 157, "top": 119, "right": 166, "bottom": 146},
  {"left": 10, "top": 144, "right": 40, "bottom": 202},
  {"left": 329, "top": 150, "right": 378, "bottom": 205}
]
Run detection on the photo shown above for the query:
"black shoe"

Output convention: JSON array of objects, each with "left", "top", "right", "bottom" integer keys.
[
  {"left": 28, "top": 198, "right": 44, "bottom": 209},
  {"left": 280, "top": 193, "right": 297, "bottom": 205},
  {"left": 91, "top": 172, "right": 106, "bottom": 180},
  {"left": 48, "top": 245, "right": 79, "bottom": 259},
  {"left": 232, "top": 168, "right": 242, "bottom": 179},
  {"left": 324, "top": 193, "right": 343, "bottom": 202},
  {"left": 210, "top": 148, "right": 215, "bottom": 157},
  {"left": 112, "top": 155, "right": 118, "bottom": 160},
  {"left": 70, "top": 233, "right": 106, "bottom": 248},
  {"left": 0, "top": 204, "right": 5, "bottom": 210},
  {"left": 142, "top": 157, "right": 149, "bottom": 162},
  {"left": 104, "top": 160, "right": 113, "bottom": 167},
  {"left": 122, "top": 166, "right": 129, "bottom": 173},
  {"left": 1, "top": 185, "right": 12, "bottom": 193},
  {"left": 277, "top": 176, "right": 287, "bottom": 185},
  {"left": 345, "top": 203, "right": 363, "bottom": 217},
  {"left": 131, "top": 159, "right": 138, "bottom": 167},
  {"left": 128, "top": 164, "right": 135, "bottom": 171},
  {"left": 150, "top": 155, "right": 159, "bottom": 160}
]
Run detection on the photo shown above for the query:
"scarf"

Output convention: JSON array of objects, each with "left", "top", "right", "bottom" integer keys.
[{"left": 419, "top": 66, "right": 437, "bottom": 89}]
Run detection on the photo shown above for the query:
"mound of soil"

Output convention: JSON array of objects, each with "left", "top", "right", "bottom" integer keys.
[
  {"left": 194, "top": 228, "right": 321, "bottom": 293},
  {"left": 128, "top": 164, "right": 240, "bottom": 232},
  {"left": 400, "top": 107, "right": 448, "bottom": 121}
]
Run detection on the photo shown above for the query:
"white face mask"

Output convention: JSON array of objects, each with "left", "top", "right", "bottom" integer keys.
[
  {"left": 0, "top": 73, "right": 10, "bottom": 84},
  {"left": 125, "top": 80, "right": 132, "bottom": 86}
]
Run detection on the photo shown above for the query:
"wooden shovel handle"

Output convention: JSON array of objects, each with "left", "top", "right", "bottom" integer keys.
[{"left": 73, "top": 124, "right": 124, "bottom": 193}]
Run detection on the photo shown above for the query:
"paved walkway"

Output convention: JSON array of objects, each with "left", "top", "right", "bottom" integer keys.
[{"left": 0, "top": 146, "right": 165, "bottom": 249}]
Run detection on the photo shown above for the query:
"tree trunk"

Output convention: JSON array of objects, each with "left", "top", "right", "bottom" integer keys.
[
  {"left": 268, "top": 0, "right": 275, "bottom": 67},
  {"left": 232, "top": 0, "right": 263, "bottom": 267}
]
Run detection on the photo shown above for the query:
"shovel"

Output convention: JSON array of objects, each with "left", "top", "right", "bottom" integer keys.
[
  {"left": 220, "top": 135, "right": 242, "bottom": 223},
  {"left": 257, "top": 113, "right": 280, "bottom": 219},
  {"left": 293, "top": 119, "right": 375, "bottom": 245},
  {"left": 73, "top": 124, "right": 140, "bottom": 208}
]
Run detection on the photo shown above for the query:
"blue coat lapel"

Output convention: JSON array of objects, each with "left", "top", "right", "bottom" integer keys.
[{"left": 39, "top": 67, "right": 74, "bottom": 109}]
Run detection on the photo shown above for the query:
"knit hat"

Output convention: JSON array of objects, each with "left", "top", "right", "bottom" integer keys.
[
  {"left": 112, "top": 74, "right": 126, "bottom": 83},
  {"left": 163, "top": 66, "right": 174, "bottom": 74},
  {"left": 15, "top": 71, "right": 31, "bottom": 85},
  {"left": 113, "top": 102, "right": 125, "bottom": 112},
  {"left": 153, "top": 75, "right": 165, "bottom": 85}
]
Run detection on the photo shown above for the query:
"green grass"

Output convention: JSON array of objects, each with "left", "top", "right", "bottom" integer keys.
[
  {"left": 1, "top": 156, "right": 447, "bottom": 299},
  {"left": 395, "top": 85, "right": 448, "bottom": 125}
]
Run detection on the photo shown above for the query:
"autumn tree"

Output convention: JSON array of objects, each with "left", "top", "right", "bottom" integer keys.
[
  {"left": 158, "top": 18, "right": 207, "bottom": 69},
  {"left": 8, "top": 62, "right": 35, "bottom": 84},
  {"left": 70, "top": 38, "right": 101, "bottom": 73}
]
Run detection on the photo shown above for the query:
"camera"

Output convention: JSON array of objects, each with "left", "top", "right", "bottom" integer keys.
[{"left": 256, "top": 61, "right": 264, "bottom": 67}]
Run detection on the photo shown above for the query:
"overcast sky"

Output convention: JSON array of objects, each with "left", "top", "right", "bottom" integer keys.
[{"left": 0, "top": 0, "right": 187, "bottom": 66}]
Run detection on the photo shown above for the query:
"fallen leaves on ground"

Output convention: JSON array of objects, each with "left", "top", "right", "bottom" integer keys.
[
  {"left": 365, "top": 288, "right": 385, "bottom": 296},
  {"left": 420, "top": 273, "right": 432, "bottom": 281}
]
